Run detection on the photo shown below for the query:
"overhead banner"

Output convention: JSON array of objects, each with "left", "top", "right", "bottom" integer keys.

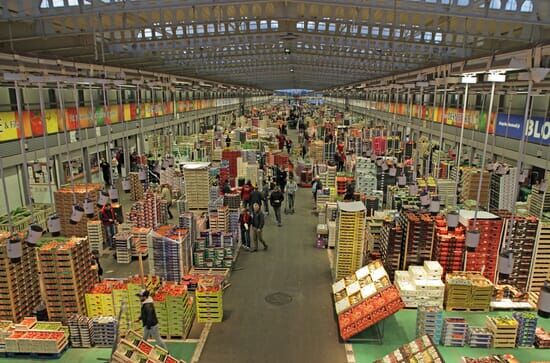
[{"left": 495, "top": 113, "right": 550, "bottom": 145}]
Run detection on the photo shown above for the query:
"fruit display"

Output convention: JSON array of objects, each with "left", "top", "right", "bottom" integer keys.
[
  {"left": 0, "top": 232, "right": 42, "bottom": 323},
  {"left": 196, "top": 278, "right": 223, "bottom": 323},
  {"left": 433, "top": 215, "right": 465, "bottom": 274},
  {"left": 1, "top": 317, "right": 68, "bottom": 354},
  {"left": 535, "top": 327, "right": 550, "bottom": 348},
  {"left": 112, "top": 330, "right": 187, "bottom": 363},
  {"left": 153, "top": 283, "right": 195, "bottom": 338},
  {"left": 373, "top": 335, "right": 443, "bottom": 363}
]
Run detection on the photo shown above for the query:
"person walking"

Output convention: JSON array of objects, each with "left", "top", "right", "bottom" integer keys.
[
  {"left": 225, "top": 134, "right": 231, "bottom": 147},
  {"left": 222, "top": 179, "right": 232, "bottom": 194},
  {"left": 261, "top": 181, "right": 270, "bottom": 215},
  {"left": 160, "top": 184, "right": 173, "bottom": 219},
  {"left": 285, "top": 137, "right": 293, "bottom": 154},
  {"left": 136, "top": 290, "right": 168, "bottom": 350},
  {"left": 240, "top": 180, "right": 253, "bottom": 208},
  {"left": 343, "top": 181, "right": 355, "bottom": 201},
  {"left": 100, "top": 203, "right": 118, "bottom": 249},
  {"left": 269, "top": 186, "right": 284, "bottom": 227},
  {"left": 100, "top": 159, "right": 111, "bottom": 186},
  {"left": 249, "top": 185, "right": 263, "bottom": 211},
  {"left": 250, "top": 203, "right": 267, "bottom": 251},
  {"left": 91, "top": 251, "right": 103, "bottom": 282},
  {"left": 239, "top": 207, "right": 251, "bottom": 250},
  {"left": 312, "top": 175, "right": 323, "bottom": 207},
  {"left": 285, "top": 174, "right": 298, "bottom": 213}
]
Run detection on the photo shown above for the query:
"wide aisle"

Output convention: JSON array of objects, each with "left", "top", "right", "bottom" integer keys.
[{"left": 199, "top": 187, "right": 347, "bottom": 363}]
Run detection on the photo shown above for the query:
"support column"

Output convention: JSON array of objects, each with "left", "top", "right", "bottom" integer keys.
[{"left": 82, "top": 147, "right": 92, "bottom": 183}]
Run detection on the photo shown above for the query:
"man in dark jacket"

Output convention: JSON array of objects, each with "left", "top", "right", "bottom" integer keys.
[
  {"left": 249, "top": 185, "right": 263, "bottom": 210},
  {"left": 250, "top": 203, "right": 267, "bottom": 251},
  {"left": 136, "top": 290, "right": 167, "bottom": 349},
  {"left": 269, "top": 186, "right": 285, "bottom": 227},
  {"left": 100, "top": 203, "right": 118, "bottom": 249},
  {"left": 241, "top": 180, "right": 253, "bottom": 208}
]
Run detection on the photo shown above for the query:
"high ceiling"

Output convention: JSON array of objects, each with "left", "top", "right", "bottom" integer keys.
[{"left": 0, "top": 0, "right": 549, "bottom": 91}]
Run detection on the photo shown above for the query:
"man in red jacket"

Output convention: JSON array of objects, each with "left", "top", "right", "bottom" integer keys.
[
  {"left": 241, "top": 180, "right": 253, "bottom": 208},
  {"left": 100, "top": 203, "right": 118, "bottom": 249}
]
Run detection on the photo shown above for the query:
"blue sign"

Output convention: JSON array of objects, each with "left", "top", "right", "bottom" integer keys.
[{"left": 495, "top": 113, "right": 550, "bottom": 145}]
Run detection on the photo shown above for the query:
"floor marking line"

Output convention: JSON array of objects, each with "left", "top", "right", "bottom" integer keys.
[
  {"left": 345, "top": 343, "right": 356, "bottom": 363},
  {"left": 191, "top": 322, "right": 212, "bottom": 363}
]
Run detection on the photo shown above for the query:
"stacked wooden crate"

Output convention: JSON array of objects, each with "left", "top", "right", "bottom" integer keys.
[
  {"left": 196, "top": 278, "right": 223, "bottom": 323},
  {"left": 127, "top": 191, "right": 162, "bottom": 229},
  {"left": 460, "top": 210, "right": 503, "bottom": 283},
  {"left": 0, "top": 232, "right": 42, "bottom": 322},
  {"left": 37, "top": 237, "right": 96, "bottom": 323},
  {"left": 432, "top": 215, "right": 465, "bottom": 274},
  {"left": 154, "top": 283, "right": 195, "bottom": 338},
  {"left": 379, "top": 219, "right": 404, "bottom": 281},
  {"left": 183, "top": 163, "right": 211, "bottom": 212},
  {"left": 131, "top": 227, "right": 150, "bottom": 257},
  {"left": 460, "top": 167, "right": 490, "bottom": 206},
  {"left": 87, "top": 220, "right": 104, "bottom": 255},
  {"left": 445, "top": 272, "right": 493, "bottom": 311},
  {"left": 402, "top": 211, "right": 435, "bottom": 269},
  {"left": 486, "top": 316, "right": 518, "bottom": 348},
  {"left": 128, "top": 172, "right": 144, "bottom": 201},
  {"left": 114, "top": 232, "right": 133, "bottom": 264},
  {"left": 334, "top": 201, "right": 366, "bottom": 280},
  {"left": 489, "top": 167, "right": 518, "bottom": 211},
  {"left": 492, "top": 211, "right": 538, "bottom": 291},
  {"left": 528, "top": 173, "right": 550, "bottom": 217},
  {"left": 436, "top": 179, "right": 457, "bottom": 208},
  {"left": 528, "top": 216, "right": 550, "bottom": 292},
  {"left": 54, "top": 184, "right": 103, "bottom": 237}
]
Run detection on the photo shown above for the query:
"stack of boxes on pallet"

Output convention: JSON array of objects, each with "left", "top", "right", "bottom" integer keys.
[
  {"left": 355, "top": 157, "right": 377, "bottom": 196},
  {"left": 183, "top": 163, "right": 211, "bottom": 212},
  {"left": 513, "top": 312, "right": 537, "bottom": 347},
  {"left": 154, "top": 284, "right": 195, "bottom": 338},
  {"left": 528, "top": 173, "right": 550, "bottom": 217},
  {"left": 460, "top": 210, "right": 503, "bottom": 283},
  {"left": 436, "top": 179, "right": 457, "bottom": 208},
  {"left": 416, "top": 306, "right": 443, "bottom": 343},
  {"left": 468, "top": 327, "right": 493, "bottom": 348},
  {"left": 148, "top": 226, "right": 191, "bottom": 282},
  {"left": 334, "top": 201, "right": 366, "bottom": 280},
  {"left": 402, "top": 211, "right": 435, "bottom": 269},
  {"left": 489, "top": 167, "right": 518, "bottom": 211},
  {"left": 37, "top": 237, "right": 96, "bottom": 323},
  {"left": 91, "top": 316, "right": 117, "bottom": 347},
  {"left": 0, "top": 232, "right": 41, "bottom": 322},
  {"left": 67, "top": 315, "right": 93, "bottom": 348},
  {"left": 129, "top": 172, "right": 145, "bottom": 201},
  {"left": 114, "top": 232, "right": 133, "bottom": 264},
  {"left": 432, "top": 215, "right": 465, "bottom": 274},
  {"left": 492, "top": 211, "right": 538, "bottom": 290},
  {"left": 196, "top": 278, "right": 223, "bottom": 323},
  {"left": 87, "top": 220, "right": 104, "bottom": 255},
  {"left": 128, "top": 191, "right": 162, "bottom": 229},
  {"left": 379, "top": 218, "right": 403, "bottom": 280},
  {"left": 394, "top": 261, "right": 445, "bottom": 308},
  {"left": 528, "top": 217, "right": 550, "bottom": 292},
  {"left": 54, "top": 183, "right": 103, "bottom": 237},
  {"left": 441, "top": 317, "right": 468, "bottom": 347},
  {"left": 131, "top": 227, "right": 150, "bottom": 257},
  {"left": 445, "top": 272, "right": 494, "bottom": 311},
  {"left": 486, "top": 316, "right": 518, "bottom": 348},
  {"left": 460, "top": 167, "right": 491, "bottom": 206}
]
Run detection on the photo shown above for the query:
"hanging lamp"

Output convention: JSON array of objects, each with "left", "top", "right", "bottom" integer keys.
[
  {"left": 15, "top": 83, "right": 44, "bottom": 246},
  {"left": 58, "top": 81, "right": 84, "bottom": 224}
]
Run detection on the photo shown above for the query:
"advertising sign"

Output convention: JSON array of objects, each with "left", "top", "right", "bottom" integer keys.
[{"left": 495, "top": 113, "right": 550, "bottom": 145}]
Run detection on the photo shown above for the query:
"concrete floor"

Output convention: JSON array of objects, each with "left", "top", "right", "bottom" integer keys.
[{"left": 199, "top": 187, "right": 347, "bottom": 363}]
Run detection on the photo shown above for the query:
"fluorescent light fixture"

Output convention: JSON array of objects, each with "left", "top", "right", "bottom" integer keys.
[
  {"left": 485, "top": 71, "right": 506, "bottom": 83},
  {"left": 199, "top": 82, "right": 212, "bottom": 87},
  {"left": 461, "top": 74, "right": 478, "bottom": 84}
]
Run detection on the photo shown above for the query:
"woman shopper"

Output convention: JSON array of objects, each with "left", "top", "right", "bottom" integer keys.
[
  {"left": 239, "top": 207, "right": 251, "bottom": 250},
  {"left": 285, "top": 174, "right": 298, "bottom": 214}
]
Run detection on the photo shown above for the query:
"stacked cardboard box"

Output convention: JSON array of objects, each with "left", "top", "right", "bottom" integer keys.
[
  {"left": 128, "top": 191, "right": 163, "bottom": 229},
  {"left": 91, "top": 316, "right": 117, "bottom": 347},
  {"left": 183, "top": 163, "right": 211, "bottom": 211},
  {"left": 489, "top": 167, "right": 518, "bottom": 211},
  {"left": 0, "top": 232, "right": 42, "bottom": 323},
  {"left": 37, "top": 237, "right": 96, "bottom": 323},
  {"left": 528, "top": 173, "right": 550, "bottom": 217},
  {"left": 460, "top": 167, "right": 491, "bottom": 206},
  {"left": 196, "top": 278, "right": 223, "bottom": 323},
  {"left": 528, "top": 216, "right": 550, "bottom": 292},
  {"left": 355, "top": 157, "right": 377, "bottom": 196},
  {"left": 436, "top": 179, "right": 457, "bottom": 207},
  {"left": 54, "top": 183, "right": 103, "bottom": 237},
  {"left": 468, "top": 327, "right": 492, "bottom": 348},
  {"left": 87, "top": 220, "right": 104, "bottom": 255},
  {"left": 67, "top": 314, "right": 93, "bottom": 348},
  {"left": 153, "top": 283, "right": 195, "bottom": 338},
  {"left": 513, "top": 312, "right": 537, "bottom": 347},
  {"left": 148, "top": 226, "right": 190, "bottom": 281},
  {"left": 379, "top": 218, "right": 404, "bottom": 281},
  {"left": 402, "top": 211, "right": 435, "bottom": 269},
  {"left": 441, "top": 317, "right": 468, "bottom": 346},
  {"left": 129, "top": 172, "right": 144, "bottom": 201},
  {"left": 416, "top": 306, "right": 443, "bottom": 342},
  {"left": 394, "top": 262, "right": 444, "bottom": 308}
]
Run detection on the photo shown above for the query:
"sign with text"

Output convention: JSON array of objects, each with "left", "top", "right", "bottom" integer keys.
[{"left": 495, "top": 113, "right": 550, "bottom": 145}]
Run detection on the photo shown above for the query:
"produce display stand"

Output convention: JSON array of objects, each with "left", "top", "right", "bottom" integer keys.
[
  {"left": 196, "top": 278, "right": 223, "bottom": 323},
  {"left": 112, "top": 330, "right": 186, "bottom": 363},
  {"left": 373, "top": 334, "right": 444, "bottom": 363},
  {"left": 485, "top": 316, "right": 518, "bottom": 348},
  {"left": 334, "top": 201, "right": 367, "bottom": 281},
  {"left": 332, "top": 260, "right": 404, "bottom": 341},
  {"left": 445, "top": 272, "right": 494, "bottom": 312}
]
